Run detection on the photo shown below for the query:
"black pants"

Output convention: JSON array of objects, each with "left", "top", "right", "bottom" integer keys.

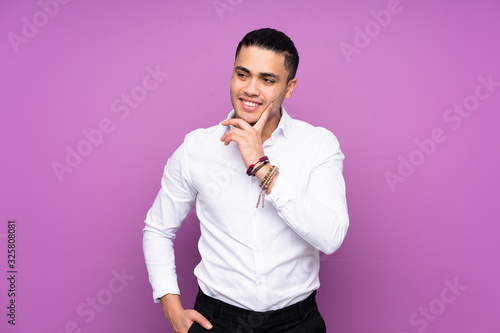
[{"left": 188, "top": 288, "right": 327, "bottom": 333}]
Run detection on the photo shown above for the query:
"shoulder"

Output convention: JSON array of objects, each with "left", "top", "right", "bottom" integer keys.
[
  {"left": 288, "top": 117, "right": 340, "bottom": 147},
  {"left": 167, "top": 123, "right": 225, "bottom": 172},
  {"left": 183, "top": 123, "right": 224, "bottom": 146}
]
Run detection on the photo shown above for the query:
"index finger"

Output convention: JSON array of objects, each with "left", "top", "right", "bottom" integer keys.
[{"left": 253, "top": 102, "right": 274, "bottom": 133}]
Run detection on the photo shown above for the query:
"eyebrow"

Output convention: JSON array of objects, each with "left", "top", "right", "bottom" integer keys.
[{"left": 235, "top": 66, "right": 280, "bottom": 81}]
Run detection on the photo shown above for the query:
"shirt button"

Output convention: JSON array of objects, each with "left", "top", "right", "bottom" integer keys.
[
  {"left": 255, "top": 248, "right": 260, "bottom": 253},
  {"left": 257, "top": 280, "right": 263, "bottom": 285},
  {"left": 252, "top": 178, "right": 256, "bottom": 183}
]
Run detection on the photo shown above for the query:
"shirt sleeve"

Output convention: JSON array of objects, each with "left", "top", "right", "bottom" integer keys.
[
  {"left": 268, "top": 132, "right": 349, "bottom": 255},
  {"left": 142, "top": 141, "right": 196, "bottom": 302}
]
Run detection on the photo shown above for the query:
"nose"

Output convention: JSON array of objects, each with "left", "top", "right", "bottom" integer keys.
[{"left": 243, "top": 78, "right": 260, "bottom": 97}]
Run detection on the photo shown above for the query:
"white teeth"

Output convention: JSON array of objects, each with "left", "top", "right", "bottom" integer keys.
[{"left": 242, "top": 100, "right": 258, "bottom": 107}]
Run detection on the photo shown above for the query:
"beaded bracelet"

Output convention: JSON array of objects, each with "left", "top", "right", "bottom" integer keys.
[
  {"left": 259, "top": 165, "right": 277, "bottom": 188},
  {"left": 256, "top": 165, "right": 279, "bottom": 208}
]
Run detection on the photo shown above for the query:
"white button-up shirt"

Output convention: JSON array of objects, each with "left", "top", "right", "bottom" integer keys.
[{"left": 143, "top": 108, "right": 349, "bottom": 311}]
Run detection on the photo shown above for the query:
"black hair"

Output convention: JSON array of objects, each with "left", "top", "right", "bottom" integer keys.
[{"left": 235, "top": 28, "right": 299, "bottom": 82}]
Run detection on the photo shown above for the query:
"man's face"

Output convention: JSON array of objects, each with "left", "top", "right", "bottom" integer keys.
[{"left": 230, "top": 46, "right": 297, "bottom": 125}]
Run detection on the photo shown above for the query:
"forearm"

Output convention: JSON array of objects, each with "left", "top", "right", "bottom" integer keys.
[
  {"left": 268, "top": 171, "right": 349, "bottom": 254},
  {"left": 160, "top": 293, "right": 184, "bottom": 321},
  {"left": 142, "top": 228, "right": 180, "bottom": 301}
]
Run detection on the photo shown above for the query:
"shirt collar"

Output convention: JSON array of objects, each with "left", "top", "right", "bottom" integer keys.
[{"left": 224, "top": 106, "right": 291, "bottom": 140}]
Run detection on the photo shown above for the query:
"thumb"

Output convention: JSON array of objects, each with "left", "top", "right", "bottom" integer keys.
[
  {"left": 190, "top": 310, "right": 213, "bottom": 330},
  {"left": 253, "top": 102, "right": 274, "bottom": 133}
]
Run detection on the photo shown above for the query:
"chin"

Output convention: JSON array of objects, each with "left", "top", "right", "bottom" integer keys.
[
  {"left": 233, "top": 108, "right": 255, "bottom": 121},
  {"left": 239, "top": 115, "right": 258, "bottom": 126}
]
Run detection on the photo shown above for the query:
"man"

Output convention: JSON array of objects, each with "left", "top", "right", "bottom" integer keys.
[{"left": 143, "top": 28, "right": 349, "bottom": 332}]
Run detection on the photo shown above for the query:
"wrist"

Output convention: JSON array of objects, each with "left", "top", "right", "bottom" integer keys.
[
  {"left": 246, "top": 155, "right": 268, "bottom": 176},
  {"left": 255, "top": 163, "right": 272, "bottom": 182},
  {"left": 160, "top": 294, "right": 183, "bottom": 320}
]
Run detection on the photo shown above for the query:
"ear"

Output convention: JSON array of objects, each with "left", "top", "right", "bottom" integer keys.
[{"left": 285, "top": 78, "right": 298, "bottom": 99}]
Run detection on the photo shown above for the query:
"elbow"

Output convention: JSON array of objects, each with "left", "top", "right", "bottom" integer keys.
[
  {"left": 322, "top": 214, "right": 349, "bottom": 255},
  {"left": 142, "top": 222, "right": 176, "bottom": 241}
]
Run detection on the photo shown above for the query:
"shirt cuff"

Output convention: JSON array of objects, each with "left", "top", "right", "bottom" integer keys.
[
  {"left": 268, "top": 172, "right": 310, "bottom": 237},
  {"left": 268, "top": 172, "right": 294, "bottom": 209},
  {"left": 151, "top": 275, "right": 180, "bottom": 303}
]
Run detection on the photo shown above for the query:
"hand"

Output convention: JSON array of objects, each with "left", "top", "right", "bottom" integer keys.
[
  {"left": 220, "top": 102, "right": 274, "bottom": 168},
  {"left": 161, "top": 294, "right": 212, "bottom": 333}
]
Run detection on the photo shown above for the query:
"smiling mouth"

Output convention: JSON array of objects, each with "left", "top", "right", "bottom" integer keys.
[
  {"left": 239, "top": 98, "right": 263, "bottom": 112},
  {"left": 242, "top": 100, "right": 259, "bottom": 107}
]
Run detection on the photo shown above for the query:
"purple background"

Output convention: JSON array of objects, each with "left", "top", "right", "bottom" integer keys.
[{"left": 1, "top": 0, "right": 499, "bottom": 332}]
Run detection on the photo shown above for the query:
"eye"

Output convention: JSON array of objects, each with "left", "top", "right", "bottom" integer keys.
[
  {"left": 263, "top": 78, "right": 275, "bottom": 84},
  {"left": 237, "top": 72, "right": 248, "bottom": 78}
]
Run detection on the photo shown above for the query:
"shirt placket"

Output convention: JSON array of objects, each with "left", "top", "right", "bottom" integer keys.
[
  {"left": 250, "top": 177, "right": 266, "bottom": 311},
  {"left": 251, "top": 136, "right": 276, "bottom": 310}
]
